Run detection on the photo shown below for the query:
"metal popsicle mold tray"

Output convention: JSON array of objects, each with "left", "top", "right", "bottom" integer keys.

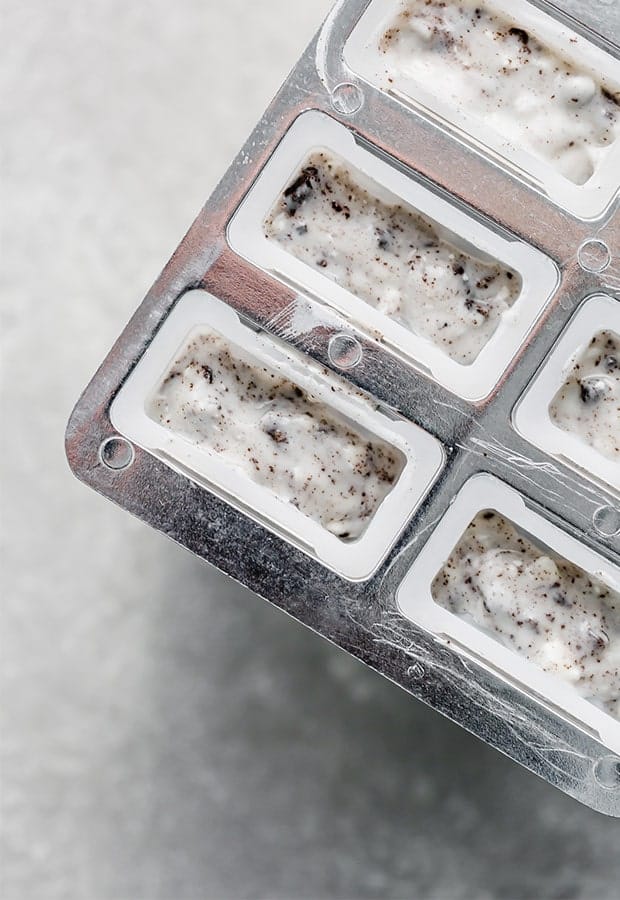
[{"left": 66, "top": 0, "right": 620, "bottom": 815}]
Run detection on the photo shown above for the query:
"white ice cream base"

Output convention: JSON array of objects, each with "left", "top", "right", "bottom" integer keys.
[
  {"left": 344, "top": 0, "right": 620, "bottom": 219},
  {"left": 110, "top": 290, "right": 445, "bottom": 582},
  {"left": 228, "top": 111, "right": 558, "bottom": 402},
  {"left": 397, "top": 474, "right": 620, "bottom": 754},
  {"left": 514, "top": 293, "right": 620, "bottom": 495}
]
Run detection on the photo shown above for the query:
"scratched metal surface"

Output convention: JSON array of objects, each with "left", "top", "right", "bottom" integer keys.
[{"left": 66, "top": 0, "right": 620, "bottom": 816}]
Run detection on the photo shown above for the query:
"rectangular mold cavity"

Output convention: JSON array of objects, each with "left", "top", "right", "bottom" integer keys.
[
  {"left": 514, "top": 294, "right": 620, "bottom": 494},
  {"left": 228, "top": 111, "right": 558, "bottom": 403},
  {"left": 344, "top": 0, "right": 620, "bottom": 218},
  {"left": 397, "top": 474, "right": 620, "bottom": 752},
  {"left": 110, "top": 290, "right": 444, "bottom": 582}
]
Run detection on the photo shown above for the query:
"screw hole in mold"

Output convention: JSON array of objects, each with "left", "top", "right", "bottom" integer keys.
[
  {"left": 578, "top": 239, "right": 611, "bottom": 274},
  {"left": 331, "top": 82, "right": 364, "bottom": 116},
  {"left": 328, "top": 333, "right": 364, "bottom": 370},
  {"left": 593, "top": 756, "right": 620, "bottom": 790},
  {"left": 99, "top": 436, "right": 135, "bottom": 471},
  {"left": 593, "top": 505, "right": 620, "bottom": 538}
]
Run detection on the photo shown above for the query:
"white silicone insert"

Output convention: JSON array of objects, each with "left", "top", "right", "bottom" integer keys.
[
  {"left": 228, "top": 110, "right": 558, "bottom": 402},
  {"left": 344, "top": 0, "right": 620, "bottom": 219},
  {"left": 110, "top": 290, "right": 445, "bottom": 582},
  {"left": 397, "top": 474, "right": 620, "bottom": 753},
  {"left": 514, "top": 294, "right": 620, "bottom": 494}
]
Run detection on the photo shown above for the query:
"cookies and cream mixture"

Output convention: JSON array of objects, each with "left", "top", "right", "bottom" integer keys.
[
  {"left": 432, "top": 511, "right": 620, "bottom": 718},
  {"left": 265, "top": 152, "right": 520, "bottom": 364},
  {"left": 549, "top": 330, "right": 620, "bottom": 464},
  {"left": 378, "top": 0, "right": 620, "bottom": 184},
  {"left": 147, "top": 330, "right": 404, "bottom": 540}
]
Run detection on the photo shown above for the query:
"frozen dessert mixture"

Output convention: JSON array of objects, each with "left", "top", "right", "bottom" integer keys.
[
  {"left": 265, "top": 152, "right": 520, "bottom": 364},
  {"left": 549, "top": 330, "right": 620, "bottom": 464},
  {"left": 147, "top": 330, "right": 404, "bottom": 540},
  {"left": 378, "top": 0, "right": 620, "bottom": 185},
  {"left": 432, "top": 511, "right": 620, "bottom": 718}
]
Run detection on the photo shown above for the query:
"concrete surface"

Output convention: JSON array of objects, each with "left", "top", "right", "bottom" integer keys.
[{"left": 2, "top": 1, "right": 620, "bottom": 898}]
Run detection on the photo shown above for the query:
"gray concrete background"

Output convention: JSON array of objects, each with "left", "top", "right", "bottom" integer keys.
[{"left": 2, "top": 1, "right": 620, "bottom": 898}]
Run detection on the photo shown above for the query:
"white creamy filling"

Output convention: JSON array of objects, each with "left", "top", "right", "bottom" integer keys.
[
  {"left": 147, "top": 331, "right": 404, "bottom": 540},
  {"left": 550, "top": 331, "right": 620, "bottom": 463},
  {"left": 432, "top": 512, "right": 620, "bottom": 718},
  {"left": 378, "top": 0, "right": 620, "bottom": 185},
  {"left": 265, "top": 152, "right": 520, "bottom": 364}
]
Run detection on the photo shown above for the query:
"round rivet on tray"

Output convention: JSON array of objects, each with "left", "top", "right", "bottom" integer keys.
[
  {"left": 578, "top": 239, "right": 611, "bottom": 274},
  {"left": 328, "top": 333, "right": 364, "bottom": 370},
  {"left": 407, "top": 662, "right": 426, "bottom": 681},
  {"left": 331, "top": 82, "right": 364, "bottom": 116},
  {"left": 99, "top": 436, "right": 135, "bottom": 471},
  {"left": 592, "top": 505, "right": 620, "bottom": 538},
  {"left": 593, "top": 756, "right": 620, "bottom": 790}
]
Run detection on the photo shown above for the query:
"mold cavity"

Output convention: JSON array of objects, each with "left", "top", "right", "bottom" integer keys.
[
  {"left": 549, "top": 330, "right": 620, "bottom": 464},
  {"left": 377, "top": 0, "right": 620, "bottom": 185},
  {"left": 432, "top": 511, "right": 620, "bottom": 719},
  {"left": 146, "top": 329, "right": 405, "bottom": 541},
  {"left": 265, "top": 150, "right": 521, "bottom": 365}
]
